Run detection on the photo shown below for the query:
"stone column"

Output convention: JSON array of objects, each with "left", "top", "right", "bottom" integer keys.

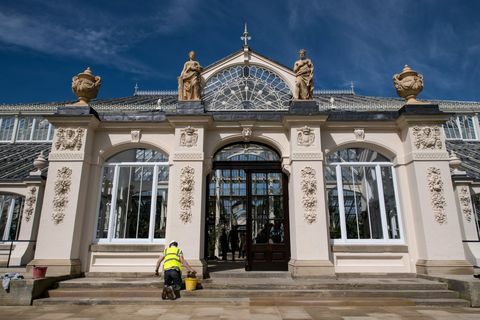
[
  {"left": 397, "top": 105, "right": 473, "bottom": 275},
  {"left": 27, "top": 106, "right": 99, "bottom": 276},
  {"left": 164, "top": 117, "right": 210, "bottom": 277},
  {"left": 284, "top": 116, "right": 335, "bottom": 276},
  {"left": 452, "top": 174, "right": 480, "bottom": 266}
]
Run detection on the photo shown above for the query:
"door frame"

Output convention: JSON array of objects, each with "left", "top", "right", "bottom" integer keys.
[{"left": 206, "top": 161, "right": 290, "bottom": 271}]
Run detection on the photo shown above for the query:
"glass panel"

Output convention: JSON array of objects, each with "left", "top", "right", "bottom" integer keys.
[
  {"left": 16, "top": 117, "right": 34, "bottom": 141},
  {"left": 154, "top": 188, "right": 167, "bottom": 239},
  {"left": 381, "top": 167, "right": 400, "bottom": 239},
  {"left": 269, "top": 220, "right": 285, "bottom": 244},
  {"left": 32, "top": 118, "right": 50, "bottom": 141},
  {"left": 8, "top": 196, "right": 23, "bottom": 240},
  {"left": 0, "top": 196, "right": 10, "bottom": 239},
  {"left": 96, "top": 166, "right": 114, "bottom": 239},
  {"left": 0, "top": 116, "right": 15, "bottom": 141},
  {"left": 113, "top": 166, "right": 153, "bottom": 239},
  {"left": 341, "top": 166, "right": 383, "bottom": 240},
  {"left": 0, "top": 194, "right": 24, "bottom": 241},
  {"left": 459, "top": 115, "right": 477, "bottom": 140},
  {"left": 444, "top": 117, "right": 462, "bottom": 139},
  {"left": 472, "top": 194, "right": 480, "bottom": 239},
  {"left": 214, "top": 143, "right": 280, "bottom": 161},
  {"left": 107, "top": 148, "right": 168, "bottom": 163},
  {"left": 327, "top": 148, "right": 389, "bottom": 163},
  {"left": 325, "top": 166, "right": 341, "bottom": 239}
]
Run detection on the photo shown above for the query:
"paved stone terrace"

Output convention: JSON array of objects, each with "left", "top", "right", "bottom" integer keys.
[{"left": 1, "top": 305, "right": 480, "bottom": 319}]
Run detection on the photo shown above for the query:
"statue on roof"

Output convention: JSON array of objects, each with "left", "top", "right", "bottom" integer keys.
[
  {"left": 71, "top": 67, "right": 101, "bottom": 105},
  {"left": 293, "top": 49, "right": 314, "bottom": 100},
  {"left": 178, "top": 51, "right": 203, "bottom": 101}
]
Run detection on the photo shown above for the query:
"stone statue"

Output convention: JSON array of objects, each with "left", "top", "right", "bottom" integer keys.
[
  {"left": 293, "top": 49, "right": 314, "bottom": 100},
  {"left": 393, "top": 65, "right": 424, "bottom": 104},
  {"left": 71, "top": 67, "right": 101, "bottom": 105},
  {"left": 178, "top": 51, "right": 203, "bottom": 101}
]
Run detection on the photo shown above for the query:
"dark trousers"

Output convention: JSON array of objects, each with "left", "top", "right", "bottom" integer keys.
[{"left": 164, "top": 268, "right": 182, "bottom": 291}]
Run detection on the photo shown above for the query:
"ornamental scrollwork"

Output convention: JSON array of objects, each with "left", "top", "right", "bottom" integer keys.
[
  {"left": 23, "top": 186, "right": 37, "bottom": 222},
  {"left": 459, "top": 186, "right": 473, "bottom": 222},
  {"left": 427, "top": 167, "right": 447, "bottom": 224},
  {"left": 52, "top": 167, "right": 72, "bottom": 224},
  {"left": 55, "top": 128, "right": 85, "bottom": 151},
  {"left": 179, "top": 126, "right": 198, "bottom": 147},
  {"left": 297, "top": 126, "right": 315, "bottom": 146},
  {"left": 179, "top": 166, "right": 195, "bottom": 223},
  {"left": 412, "top": 126, "right": 442, "bottom": 150},
  {"left": 300, "top": 166, "right": 317, "bottom": 224}
]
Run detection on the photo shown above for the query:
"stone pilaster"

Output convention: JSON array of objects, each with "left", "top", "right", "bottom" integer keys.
[
  {"left": 27, "top": 106, "right": 99, "bottom": 276},
  {"left": 164, "top": 117, "right": 210, "bottom": 277},
  {"left": 284, "top": 116, "right": 334, "bottom": 277},
  {"left": 397, "top": 105, "right": 473, "bottom": 275}
]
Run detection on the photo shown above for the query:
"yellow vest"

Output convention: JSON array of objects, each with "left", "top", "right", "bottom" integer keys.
[{"left": 163, "top": 247, "right": 182, "bottom": 271}]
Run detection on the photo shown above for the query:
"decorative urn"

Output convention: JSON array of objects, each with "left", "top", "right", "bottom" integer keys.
[
  {"left": 31, "top": 151, "right": 48, "bottom": 176},
  {"left": 71, "top": 67, "right": 101, "bottom": 105},
  {"left": 392, "top": 65, "right": 424, "bottom": 104}
]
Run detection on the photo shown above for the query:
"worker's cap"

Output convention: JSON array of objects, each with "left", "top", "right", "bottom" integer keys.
[{"left": 169, "top": 240, "right": 178, "bottom": 247}]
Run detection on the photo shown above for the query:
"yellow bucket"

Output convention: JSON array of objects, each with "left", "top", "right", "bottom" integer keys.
[{"left": 185, "top": 277, "right": 197, "bottom": 291}]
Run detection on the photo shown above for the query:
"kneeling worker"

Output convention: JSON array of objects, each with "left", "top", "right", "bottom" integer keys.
[{"left": 155, "top": 240, "right": 195, "bottom": 300}]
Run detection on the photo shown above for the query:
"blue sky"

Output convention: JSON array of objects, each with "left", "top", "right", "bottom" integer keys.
[{"left": 0, "top": 0, "right": 479, "bottom": 103}]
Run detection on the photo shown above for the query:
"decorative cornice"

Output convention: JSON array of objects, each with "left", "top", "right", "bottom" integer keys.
[
  {"left": 49, "top": 152, "right": 85, "bottom": 161},
  {"left": 291, "top": 152, "right": 323, "bottom": 161},
  {"left": 173, "top": 153, "right": 204, "bottom": 161}
]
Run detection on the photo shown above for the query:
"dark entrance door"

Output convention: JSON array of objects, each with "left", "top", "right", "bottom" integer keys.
[{"left": 205, "top": 143, "right": 290, "bottom": 271}]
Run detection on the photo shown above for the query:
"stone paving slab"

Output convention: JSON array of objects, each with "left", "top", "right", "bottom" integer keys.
[{"left": 1, "top": 305, "right": 480, "bottom": 319}]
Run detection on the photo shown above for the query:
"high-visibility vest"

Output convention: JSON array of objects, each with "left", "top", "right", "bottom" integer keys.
[{"left": 163, "top": 247, "right": 182, "bottom": 272}]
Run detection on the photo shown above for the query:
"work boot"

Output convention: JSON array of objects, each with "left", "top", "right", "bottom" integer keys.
[
  {"left": 166, "top": 286, "right": 175, "bottom": 300},
  {"left": 161, "top": 286, "right": 168, "bottom": 300}
]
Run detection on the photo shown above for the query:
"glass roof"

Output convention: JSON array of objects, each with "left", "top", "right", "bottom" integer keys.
[{"left": 203, "top": 65, "right": 292, "bottom": 111}]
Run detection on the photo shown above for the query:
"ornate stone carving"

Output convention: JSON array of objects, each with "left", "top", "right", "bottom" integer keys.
[
  {"left": 180, "top": 126, "right": 198, "bottom": 147},
  {"left": 354, "top": 128, "right": 365, "bottom": 141},
  {"left": 297, "top": 126, "right": 315, "bottom": 146},
  {"left": 52, "top": 167, "right": 72, "bottom": 224},
  {"left": 291, "top": 153, "right": 323, "bottom": 161},
  {"left": 131, "top": 130, "right": 141, "bottom": 143},
  {"left": 31, "top": 151, "right": 48, "bottom": 176},
  {"left": 179, "top": 166, "right": 195, "bottom": 223},
  {"left": 300, "top": 166, "right": 317, "bottom": 224},
  {"left": 393, "top": 65, "right": 424, "bottom": 104},
  {"left": 412, "top": 126, "right": 442, "bottom": 150},
  {"left": 23, "top": 186, "right": 37, "bottom": 222},
  {"left": 173, "top": 153, "right": 204, "bottom": 161},
  {"left": 242, "top": 127, "right": 252, "bottom": 141},
  {"left": 71, "top": 67, "right": 101, "bottom": 105},
  {"left": 55, "top": 128, "right": 85, "bottom": 151},
  {"left": 178, "top": 51, "right": 202, "bottom": 101},
  {"left": 427, "top": 167, "right": 447, "bottom": 224},
  {"left": 293, "top": 49, "right": 314, "bottom": 100},
  {"left": 459, "top": 186, "right": 473, "bottom": 222}
]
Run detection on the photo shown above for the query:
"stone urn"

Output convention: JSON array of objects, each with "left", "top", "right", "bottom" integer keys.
[
  {"left": 392, "top": 65, "right": 424, "bottom": 104},
  {"left": 71, "top": 67, "right": 101, "bottom": 105},
  {"left": 31, "top": 151, "right": 48, "bottom": 175}
]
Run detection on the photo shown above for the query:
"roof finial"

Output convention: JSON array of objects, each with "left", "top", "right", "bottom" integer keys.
[
  {"left": 134, "top": 83, "right": 139, "bottom": 95},
  {"left": 350, "top": 81, "right": 355, "bottom": 94},
  {"left": 241, "top": 23, "right": 251, "bottom": 47}
]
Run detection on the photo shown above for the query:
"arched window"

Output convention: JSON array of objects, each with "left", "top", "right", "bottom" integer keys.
[
  {"left": 96, "top": 148, "right": 169, "bottom": 243},
  {"left": 0, "top": 194, "right": 24, "bottom": 241},
  {"left": 325, "top": 148, "right": 403, "bottom": 243},
  {"left": 213, "top": 143, "right": 280, "bottom": 162}
]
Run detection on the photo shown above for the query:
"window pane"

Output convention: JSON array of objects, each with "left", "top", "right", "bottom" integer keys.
[
  {"left": 0, "top": 194, "right": 24, "bottom": 241},
  {"left": 16, "top": 117, "right": 34, "bottom": 141},
  {"left": 327, "top": 148, "right": 389, "bottom": 163},
  {"left": 341, "top": 166, "right": 383, "bottom": 240},
  {"left": 381, "top": 167, "right": 400, "bottom": 239},
  {"left": 114, "top": 166, "right": 154, "bottom": 239},
  {"left": 325, "top": 166, "right": 341, "bottom": 239},
  {"left": 443, "top": 117, "right": 461, "bottom": 139},
  {"left": 459, "top": 115, "right": 477, "bottom": 140},
  {"left": 32, "top": 118, "right": 50, "bottom": 141},
  {"left": 96, "top": 167, "right": 115, "bottom": 239},
  {"left": 107, "top": 148, "right": 168, "bottom": 163},
  {"left": 214, "top": 143, "right": 280, "bottom": 161},
  {"left": 0, "top": 117, "right": 15, "bottom": 141}
]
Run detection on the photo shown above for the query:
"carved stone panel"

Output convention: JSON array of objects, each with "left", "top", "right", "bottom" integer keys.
[
  {"left": 300, "top": 166, "right": 317, "bottom": 224},
  {"left": 242, "top": 127, "right": 252, "bottom": 141},
  {"left": 297, "top": 126, "right": 315, "bottom": 146},
  {"left": 52, "top": 167, "right": 72, "bottom": 224},
  {"left": 55, "top": 128, "right": 85, "bottom": 151},
  {"left": 23, "top": 186, "right": 37, "bottom": 222},
  {"left": 412, "top": 126, "right": 442, "bottom": 150},
  {"left": 426, "top": 167, "right": 447, "bottom": 224},
  {"left": 131, "top": 129, "right": 141, "bottom": 143},
  {"left": 179, "top": 126, "right": 198, "bottom": 147},
  {"left": 354, "top": 128, "right": 365, "bottom": 141},
  {"left": 459, "top": 186, "right": 473, "bottom": 223},
  {"left": 179, "top": 166, "right": 195, "bottom": 223}
]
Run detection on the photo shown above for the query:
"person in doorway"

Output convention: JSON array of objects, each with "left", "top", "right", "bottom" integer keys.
[
  {"left": 270, "top": 222, "right": 284, "bottom": 244},
  {"left": 229, "top": 225, "right": 239, "bottom": 261},
  {"left": 219, "top": 228, "right": 229, "bottom": 261},
  {"left": 155, "top": 240, "right": 195, "bottom": 300}
]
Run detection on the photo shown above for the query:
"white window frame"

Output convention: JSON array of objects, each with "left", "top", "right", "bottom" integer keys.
[
  {"left": 0, "top": 116, "right": 17, "bottom": 142},
  {"left": 95, "top": 161, "right": 169, "bottom": 244},
  {"left": 443, "top": 114, "right": 479, "bottom": 141},
  {"left": 16, "top": 116, "right": 54, "bottom": 143},
  {"left": 328, "top": 162, "right": 405, "bottom": 245}
]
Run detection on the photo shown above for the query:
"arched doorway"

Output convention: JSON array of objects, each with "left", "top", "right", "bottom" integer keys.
[{"left": 205, "top": 142, "right": 290, "bottom": 271}]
